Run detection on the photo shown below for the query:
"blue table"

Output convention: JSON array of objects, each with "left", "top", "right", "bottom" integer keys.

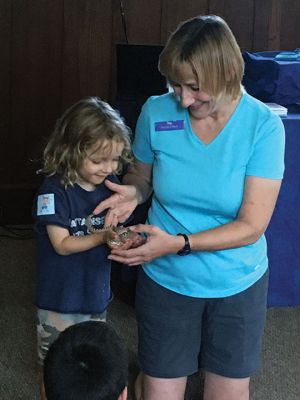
[{"left": 266, "top": 113, "right": 300, "bottom": 307}]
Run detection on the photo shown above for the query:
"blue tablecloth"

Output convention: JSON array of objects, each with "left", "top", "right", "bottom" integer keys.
[
  {"left": 266, "top": 113, "right": 300, "bottom": 307},
  {"left": 243, "top": 51, "right": 300, "bottom": 106}
]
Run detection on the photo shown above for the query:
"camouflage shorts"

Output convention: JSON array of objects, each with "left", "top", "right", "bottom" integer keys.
[{"left": 37, "top": 308, "right": 107, "bottom": 365}]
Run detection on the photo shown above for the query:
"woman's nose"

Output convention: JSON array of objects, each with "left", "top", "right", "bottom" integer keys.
[{"left": 180, "top": 89, "right": 195, "bottom": 108}]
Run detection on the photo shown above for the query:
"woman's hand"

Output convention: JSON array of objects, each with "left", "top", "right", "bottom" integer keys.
[
  {"left": 93, "top": 180, "right": 139, "bottom": 225},
  {"left": 108, "top": 224, "right": 183, "bottom": 266}
]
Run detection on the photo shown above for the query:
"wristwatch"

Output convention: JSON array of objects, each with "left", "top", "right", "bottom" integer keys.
[{"left": 176, "top": 233, "right": 191, "bottom": 256}]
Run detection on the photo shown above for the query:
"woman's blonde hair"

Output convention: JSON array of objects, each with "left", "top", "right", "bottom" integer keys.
[
  {"left": 41, "top": 97, "right": 132, "bottom": 186},
  {"left": 159, "top": 15, "right": 244, "bottom": 99}
]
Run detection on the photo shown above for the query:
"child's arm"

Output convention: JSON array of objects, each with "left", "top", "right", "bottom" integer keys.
[{"left": 46, "top": 225, "right": 108, "bottom": 256}]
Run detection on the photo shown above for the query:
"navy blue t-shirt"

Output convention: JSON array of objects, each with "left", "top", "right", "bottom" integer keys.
[{"left": 33, "top": 174, "right": 120, "bottom": 314}]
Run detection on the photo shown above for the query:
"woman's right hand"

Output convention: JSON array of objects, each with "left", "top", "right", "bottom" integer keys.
[
  {"left": 108, "top": 224, "right": 184, "bottom": 266},
  {"left": 93, "top": 179, "right": 139, "bottom": 226}
]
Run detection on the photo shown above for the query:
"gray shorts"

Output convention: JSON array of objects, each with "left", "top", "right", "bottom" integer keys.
[
  {"left": 37, "top": 309, "right": 106, "bottom": 365},
  {"left": 135, "top": 268, "right": 269, "bottom": 379}
]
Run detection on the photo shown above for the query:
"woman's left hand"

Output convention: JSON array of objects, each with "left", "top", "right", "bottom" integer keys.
[{"left": 108, "top": 224, "right": 180, "bottom": 266}]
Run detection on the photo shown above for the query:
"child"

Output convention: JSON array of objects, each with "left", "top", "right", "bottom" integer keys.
[
  {"left": 43, "top": 321, "right": 128, "bottom": 400},
  {"left": 32, "top": 97, "right": 134, "bottom": 393}
]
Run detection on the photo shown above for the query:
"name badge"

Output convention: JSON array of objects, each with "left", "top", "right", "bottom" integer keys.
[{"left": 155, "top": 120, "right": 184, "bottom": 131}]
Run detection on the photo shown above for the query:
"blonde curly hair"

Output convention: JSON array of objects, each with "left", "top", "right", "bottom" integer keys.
[{"left": 40, "top": 97, "right": 132, "bottom": 186}]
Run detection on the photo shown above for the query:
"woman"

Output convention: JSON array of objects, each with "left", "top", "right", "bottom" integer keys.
[{"left": 94, "top": 15, "right": 285, "bottom": 400}]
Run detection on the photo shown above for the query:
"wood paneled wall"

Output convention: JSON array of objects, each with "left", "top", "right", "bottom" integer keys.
[{"left": 1, "top": 0, "right": 299, "bottom": 223}]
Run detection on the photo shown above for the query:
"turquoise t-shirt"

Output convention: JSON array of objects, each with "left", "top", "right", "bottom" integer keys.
[{"left": 133, "top": 91, "right": 285, "bottom": 298}]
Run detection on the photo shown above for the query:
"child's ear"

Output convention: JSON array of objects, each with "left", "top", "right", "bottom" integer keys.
[{"left": 118, "top": 386, "right": 127, "bottom": 400}]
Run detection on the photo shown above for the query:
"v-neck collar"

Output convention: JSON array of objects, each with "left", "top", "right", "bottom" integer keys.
[{"left": 185, "top": 92, "right": 246, "bottom": 147}]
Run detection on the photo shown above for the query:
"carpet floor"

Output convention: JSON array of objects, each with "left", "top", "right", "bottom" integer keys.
[{"left": 0, "top": 233, "right": 299, "bottom": 399}]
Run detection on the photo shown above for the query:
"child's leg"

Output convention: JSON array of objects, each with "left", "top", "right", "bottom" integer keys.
[
  {"left": 37, "top": 309, "right": 74, "bottom": 364},
  {"left": 37, "top": 309, "right": 74, "bottom": 399},
  {"left": 38, "top": 365, "right": 46, "bottom": 400}
]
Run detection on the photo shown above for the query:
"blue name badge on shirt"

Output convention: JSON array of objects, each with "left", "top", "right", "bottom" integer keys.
[
  {"left": 37, "top": 193, "right": 55, "bottom": 216},
  {"left": 155, "top": 120, "right": 184, "bottom": 131}
]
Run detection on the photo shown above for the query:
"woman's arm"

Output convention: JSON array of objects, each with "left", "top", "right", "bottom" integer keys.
[
  {"left": 188, "top": 176, "right": 282, "bottom": 251},
  {"left": 108, "top": 176, "right": 282, "bottom": 265},
  {"left": 46, "top": 225, "right": 108, "bottom": 256},
  {"left": 122, "top": 159, "right": 153, "bottom": 205},
  {"left": 93, "top": 159, "right": 153, "bottom": 225}
]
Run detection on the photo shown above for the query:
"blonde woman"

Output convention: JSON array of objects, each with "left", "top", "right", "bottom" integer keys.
[{"left": 94, "top": 16, "right": 285, "bottom": 400}]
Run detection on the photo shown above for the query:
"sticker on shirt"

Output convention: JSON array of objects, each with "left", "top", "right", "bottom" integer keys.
[
  {"left": 155, "top": 120, "right": 184, "bottom": 131},
  {"left": 37, "top": 193, "right": 55, "bottom": 216}
]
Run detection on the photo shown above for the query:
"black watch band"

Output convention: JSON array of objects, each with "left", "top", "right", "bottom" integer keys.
[{"left": 176, "top": 233, "right": 191, "bottom": 256}]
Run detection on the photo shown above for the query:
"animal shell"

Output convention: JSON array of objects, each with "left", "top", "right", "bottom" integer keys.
[
  {"left": 107, "top": 226, "right": 135, "bottom": 247},
  {"left": 85, "top": 214, "right": 134, "bottom": 247}
]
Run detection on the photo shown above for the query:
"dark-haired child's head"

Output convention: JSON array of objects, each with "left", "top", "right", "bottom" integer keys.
[{"left": 44, "top": 321, "right": 128, "bottom": 400}]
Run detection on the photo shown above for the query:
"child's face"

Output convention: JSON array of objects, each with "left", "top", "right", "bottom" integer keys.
[{"left": 77, "top": 139, "right": 124, "bottom": 190}]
